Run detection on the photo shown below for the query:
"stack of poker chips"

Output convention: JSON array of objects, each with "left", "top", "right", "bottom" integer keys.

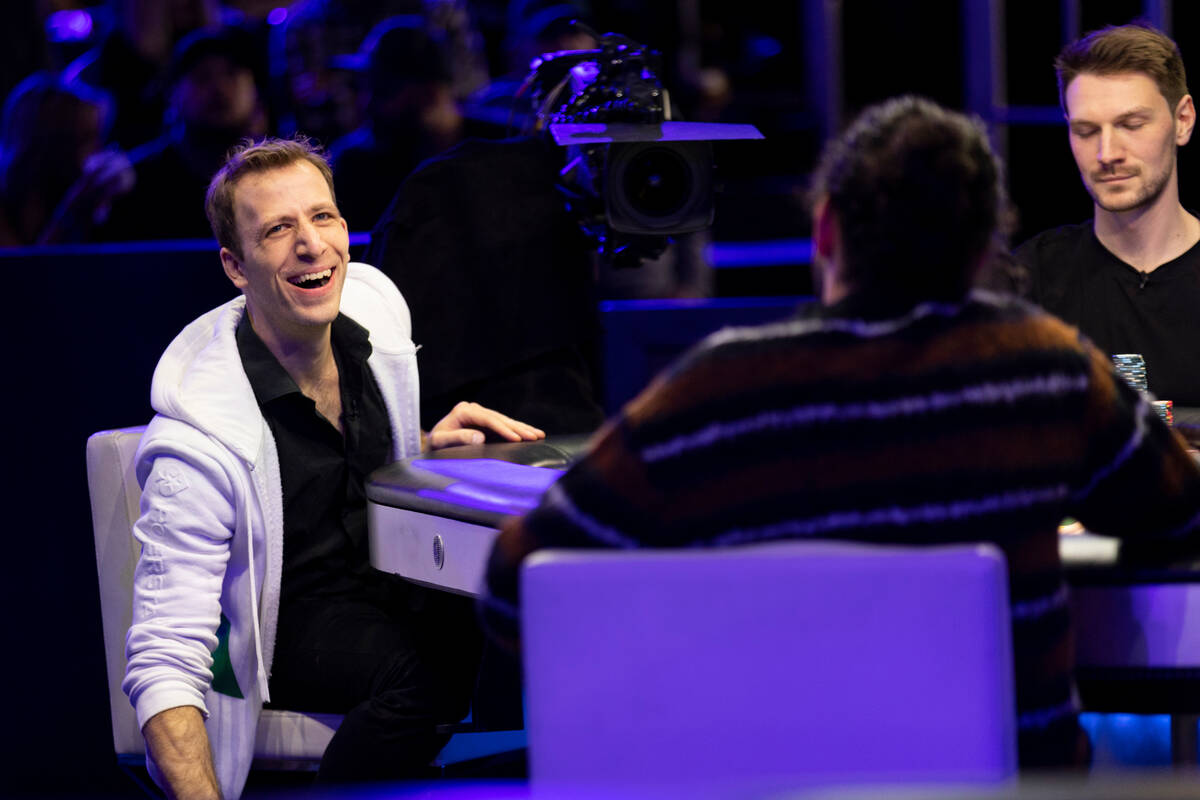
[
  {"left": 1112, "top": 354, "right": 1175, "bottom": 427},
  {"left": 1112, "top": 353, "right": 1148, "bottom": 392},
  {"left": 1153, "top": 400, "right": 1174, "bottom": 426}
]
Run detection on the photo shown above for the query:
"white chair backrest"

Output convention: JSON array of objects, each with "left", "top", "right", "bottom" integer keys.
[
  {"left": 87, "top": 426, "right": 345, "bottom": 767},
  {"left": 86, "top": 426, "right": 148, "bottom": 757},
  {"left": 85, "top": 428, "right": 424, "bottom": 771},
  {"left": 87, "top": 427, "right": 343, "bottom": 768},
  {"left": 521, "top": 540, "right": 1017, "bottom": 795}
]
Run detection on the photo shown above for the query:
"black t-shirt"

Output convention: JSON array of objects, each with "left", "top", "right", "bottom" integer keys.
[
  {"left": 236, "top": 313, "right": 394, "bottom": 609},
  {"left": 1014, "top": 220, "right": 1200, "bottom": 406}
]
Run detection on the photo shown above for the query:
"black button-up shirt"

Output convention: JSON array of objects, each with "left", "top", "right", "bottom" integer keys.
[{"left": 237, "top": 313, "right": 394, "bottom": 611}]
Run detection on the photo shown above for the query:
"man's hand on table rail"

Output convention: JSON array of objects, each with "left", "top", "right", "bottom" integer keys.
[{"left": 423, "top": 401, "right": 546, "bottom": 450}]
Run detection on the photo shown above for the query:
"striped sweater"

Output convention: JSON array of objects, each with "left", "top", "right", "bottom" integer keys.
[{"left": 483, "top": 289, "right": 1200, "bottom": 769}]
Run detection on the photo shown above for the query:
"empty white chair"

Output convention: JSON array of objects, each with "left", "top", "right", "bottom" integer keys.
[{"left": 521, "top": 541, "right": 1017, "bottom": 796}]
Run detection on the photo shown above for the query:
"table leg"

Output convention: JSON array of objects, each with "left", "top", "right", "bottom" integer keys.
[{"left": 1171, "top": 714, "right": 1198, "bottom": 765}]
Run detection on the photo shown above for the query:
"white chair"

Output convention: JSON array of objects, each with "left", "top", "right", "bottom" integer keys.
[
  {"left": 87, "top": 426, "right": 523, "bottom": 783},
  {"left": 521, "top": 541, "right": 1018, "bottom": 796},
  {"left": 87, "top": 426, "right": 343, "bottom": 773}
]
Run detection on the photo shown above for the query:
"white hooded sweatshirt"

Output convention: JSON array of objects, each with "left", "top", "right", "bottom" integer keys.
[{"left": 122, "top": 263, "right": 422, "bottom": 799}]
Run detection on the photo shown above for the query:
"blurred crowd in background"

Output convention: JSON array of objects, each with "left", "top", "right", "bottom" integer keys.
[{"left": 0, "top": 0, "right": 805, "bottom": 252}]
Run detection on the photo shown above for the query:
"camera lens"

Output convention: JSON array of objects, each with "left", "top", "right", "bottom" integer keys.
[
  {"left": 605, "top": 140, "right": 713, "bottom": 234},
  {"left": 621, "top": 146, "right": 693, "bottom": 218}
]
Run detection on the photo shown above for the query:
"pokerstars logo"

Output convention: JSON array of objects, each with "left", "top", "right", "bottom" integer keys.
[{"left": 155, "top": 468, "right": 189, "bottom": 497}]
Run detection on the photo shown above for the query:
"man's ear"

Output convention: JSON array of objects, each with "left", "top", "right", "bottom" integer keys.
[
  {"left": 1176, "top": 94, "right": 1195, "bottom": 146},
  {"left": 813, "top": 195, "right": 840, "bottom": 261},
  {"left": 220, "top": 247, "right": 248, "bottom": 289}
]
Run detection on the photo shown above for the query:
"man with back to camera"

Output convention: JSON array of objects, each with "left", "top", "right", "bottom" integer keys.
[
  {"left": 481, "top": 96, "right": 1200, "bottom": 769},
  {"left": 122, "top": 136, "right": 544, "bottom": 800},
  {"left": 1011, "top": 23, "right": 1200, "bottom": 411}
]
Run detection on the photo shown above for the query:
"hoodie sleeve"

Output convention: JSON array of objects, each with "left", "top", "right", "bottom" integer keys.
[{"left": 123, "top": 442, "right": 236, "bottom": 730}]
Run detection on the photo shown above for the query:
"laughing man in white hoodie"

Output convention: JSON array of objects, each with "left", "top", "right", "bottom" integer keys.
[{"left": 123, "top": 137, "right": 544, "bottom": 800}]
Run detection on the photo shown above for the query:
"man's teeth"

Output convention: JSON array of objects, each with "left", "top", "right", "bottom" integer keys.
[{"left": 290, "top": 268, "right": 332, "bottom": 285}]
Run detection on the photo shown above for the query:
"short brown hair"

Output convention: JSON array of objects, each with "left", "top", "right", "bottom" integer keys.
[
  {"left": 205, "top": 136, "right": 337, "bottom": 258},
  {"left": 808, "top": 96, "right": 1009, "bottom": 301},
  {"left": 1056, "top": 23, "right": 1188, "bottom": 112}
]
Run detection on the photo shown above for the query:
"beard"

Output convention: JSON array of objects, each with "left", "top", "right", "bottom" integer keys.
[{"left": 1087, "top": 140, "right": 1177, "bottom": 213}]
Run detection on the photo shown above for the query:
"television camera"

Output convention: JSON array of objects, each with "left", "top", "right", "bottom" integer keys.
[{"left": 523, "top": 28, "right": 763, "bottom": 266}]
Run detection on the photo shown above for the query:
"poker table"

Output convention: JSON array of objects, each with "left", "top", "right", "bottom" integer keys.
[
  {"left": 366, "top": 439, "right": 1200, "bottom": 759},
  {"left": 1173, "top": 406, "right": 1200, "bottom": 447},
  {"left": 367, "top": 437, "right": 586, "bottom": 597},
  {"left": 1064, "top": 531, "right": 1200, "bottom": 763}
]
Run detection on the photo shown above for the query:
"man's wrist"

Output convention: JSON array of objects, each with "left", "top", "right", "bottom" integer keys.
[{"left": 143, "top": 706, "right": 222, "bottom": 800}]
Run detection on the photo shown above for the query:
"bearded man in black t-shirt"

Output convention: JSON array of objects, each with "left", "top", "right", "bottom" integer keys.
[{"left": 1010, "top": 23, "right": 1200, "bottom": 412}]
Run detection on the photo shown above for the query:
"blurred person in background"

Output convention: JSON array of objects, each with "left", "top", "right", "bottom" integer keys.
[
  {"left": 0, "top": 72, "right": 133, "bottom": 246},
  {"left": 100, "top": 26, "right": 269, "bottom": 241},
  {"left": 274, "top": 0, "right": 487, "bottom": 145},
  {"left": 462, "top": 0, "right": 596, "bottom": 137},
  {"left": 64, "top": 0, "right": 221, "bottom": 149},
  {"left": 330, "top": 16, "right": 464, "bottom": 232},
  {"left": 0, "top": 1, "right": 53, "bottom": 104}
]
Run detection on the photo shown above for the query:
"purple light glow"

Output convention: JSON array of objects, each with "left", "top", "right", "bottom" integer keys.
[
  {"left": 332, "top": 780, "right": 529, "bottom": 798},
  {"left": 411, "top": 458, "right": 563, "bottom": 515},
  {"left": 45, "top": 10, "right": 93, "bottom": 42},
  {"left": 414, "top": 458, "right": 563, "bottom": 492},
  {"left": 267, "top": 7, "right": 289, "bottom": 25},
  {"left": 415, "top": 486, "right": 538, "bottom": 516}
]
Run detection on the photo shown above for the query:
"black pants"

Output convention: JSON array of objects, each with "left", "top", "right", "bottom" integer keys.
[{"left": 267, "top": 574, "right": 482, "bottom": 783}]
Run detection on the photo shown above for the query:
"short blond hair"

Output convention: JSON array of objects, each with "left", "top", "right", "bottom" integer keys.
[{"left": 205, "top": 136, "right": 337, "bottom": 257}]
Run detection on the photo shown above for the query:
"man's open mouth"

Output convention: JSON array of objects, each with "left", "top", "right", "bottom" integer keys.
[{"left": 288, "top": 268, "right": 333, "bottom": 289}]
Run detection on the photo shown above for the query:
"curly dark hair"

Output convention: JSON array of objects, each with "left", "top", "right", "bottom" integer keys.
[{"left": 809, "top": 95, "right": 1010, "bottom": 301}]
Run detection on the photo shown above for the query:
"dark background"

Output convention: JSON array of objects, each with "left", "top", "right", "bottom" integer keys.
[{"left": 6, "top": 0, "right": 1197, "bottom": 795}]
